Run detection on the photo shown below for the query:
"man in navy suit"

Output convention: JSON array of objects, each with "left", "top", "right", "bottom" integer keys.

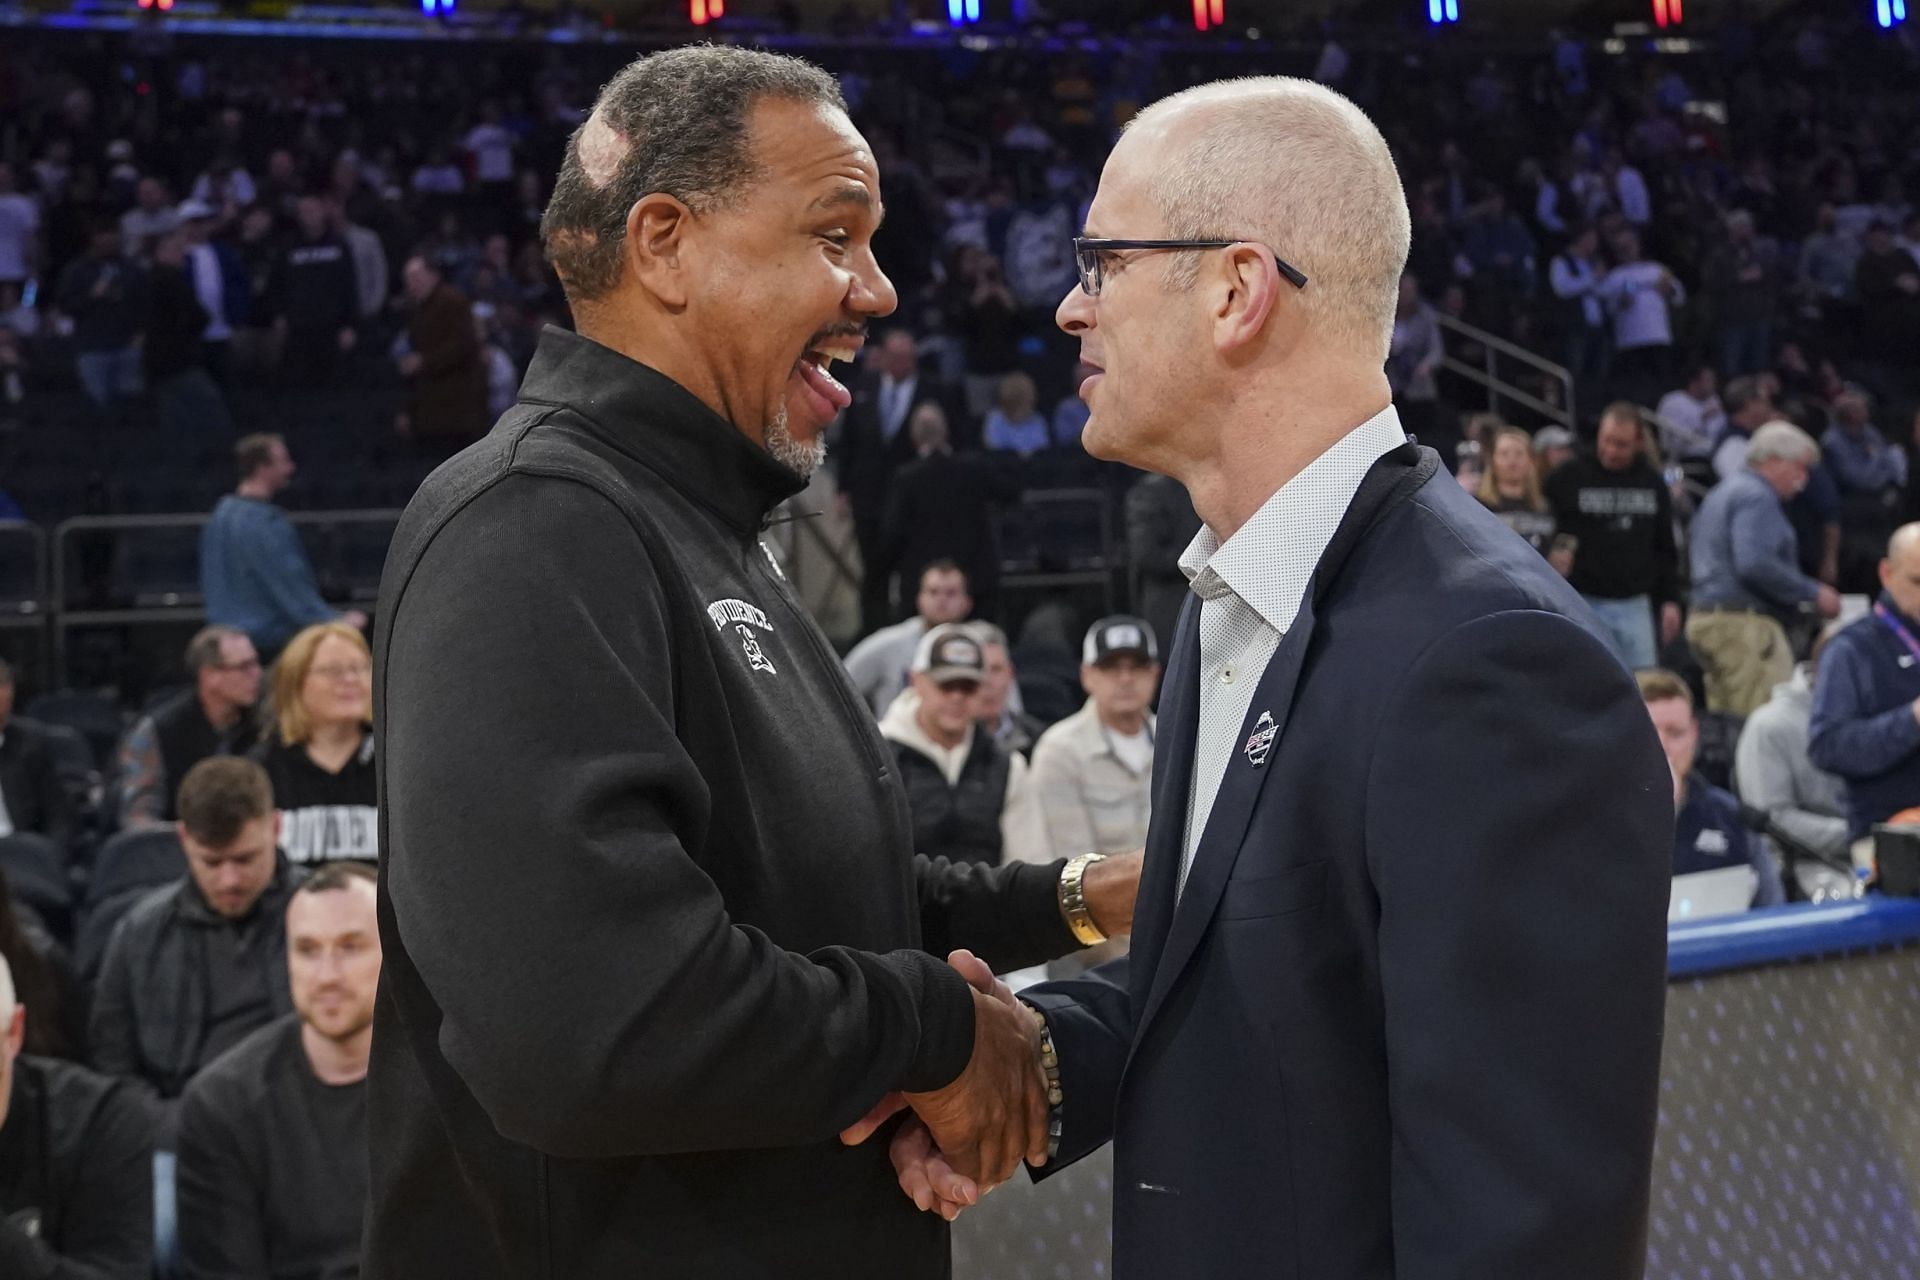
[{"left": 875, "top": 76, "right": 1673, "bottom": 1278}]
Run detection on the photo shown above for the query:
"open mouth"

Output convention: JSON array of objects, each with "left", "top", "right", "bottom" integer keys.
[{"left": 790, "top": 335, "right": 862, "bottom": 427}]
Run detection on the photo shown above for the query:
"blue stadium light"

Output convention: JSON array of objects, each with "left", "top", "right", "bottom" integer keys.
[
  {"left": 1878, "top": 0, "right": 1909, "bottom": 27},
  {"left": 947, "top": 0, "right": 979, "bottom": 24},
  {"left": 1428, "top": 0, "right": 1459, "bottom": 24}
]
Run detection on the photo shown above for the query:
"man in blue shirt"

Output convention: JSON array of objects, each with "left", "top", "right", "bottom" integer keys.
[
  {"left": 1640, "top": 668, "right": 1784, "bottom": 907},
  {"left": 1686, "top": 420, "right": 1841, "bottom": 716},
  {"left": 200, "top": 434, "right": 365, "bottom": 659},
  {"left": 1809, "top": 523, "right": 1920, "bottom": 837}
]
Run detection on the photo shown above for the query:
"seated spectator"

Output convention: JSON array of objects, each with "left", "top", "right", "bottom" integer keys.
[
  {"left": 1544, "top": 405, "right": 1680, "bottom": 670},
  {"left": 1387, "top": 272, "right": 1446, "bottom": 448},
  {"left": 91, "top": 757, "right": 297, "bottom": 1127},
  {"left": 1689, "top": 422, "right": 1841, "bottom": 716},
  {"left": 881, "top": 405, "right": 1019, "bottom": 623},
  {"left": 1654, "top": 363, "right": 1726, "bottom": 466},
  {"left": 1736, "top": 636, "right": 1853, "bottom": 900},
  {"left": 1051, "top": 361, "right": 1095, "bottom": 448},
  {"left": 842, "top": 560, "right": 972, "bottom": 717},
  {"left": 967, "top": 622, "right": 1044, "bottom": 758},
  {"left": 1029, "top": 616, "right": 1160, "bottom": 862},
  {"left": 1809, "top": 523, "right": 1920, "bottom": 838},
  {"left": 983, "top": 372, "right": 1050, "bottom": 457},
  {"left": 396, "top": 255, "right": 489, "bottom": 448},
  {"left": 1476, "top": 426, "right": 1562, "bottom": 561},
  {"left": 877, "top": 625, "right": 1046, "bottom": 865},
  {"left": 177, "top": 864, "right": 377, "bottom": 1280},
  {"left": 200, "top": 434, "right": 367, "bottom": 660},
  {"left": 1640, "top": 669, "right": 1785, "bottom": 908},
  {"left": 0, "top": 952, "right": 154, "bottom": 1280},
  {"left": 251, "top": 624, "right": 376, "bottom": 867},
  {"left": 0, "top": 659, "right": 75, "bottom": 849},
  {"left": 0, "top": 870, "right": 81, "bottom": 1061},
  {"left": 1711, "top": 375, "right": 1778, "bottom": 481},
  {"left": 116, "top": 626, "right": 263, "bottom": 829}
]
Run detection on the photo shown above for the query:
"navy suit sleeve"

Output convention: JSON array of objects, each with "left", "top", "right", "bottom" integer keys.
[
  {"left": 1017, "top": 956, "right": 1133, "bottom": 1175},
  {"left": 1807, "top": 635, "right": 1920, "bottom": 778},
  {"left": 1367, "top": 610, "right": 1672, "bottom": 1280}
]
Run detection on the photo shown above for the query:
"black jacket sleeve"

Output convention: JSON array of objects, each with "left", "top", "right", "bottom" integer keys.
[
  {"left": 1018, "top": 956, "right": 1133, "bottom": 1175},
  {"left": 174, "top": 1073, "right": 269, "bottom": 1280},
  {"left": 913, "top": 854, "right": 1077, "bottom": 973},
  {"left": 0, "top": 1078, "right": 154, "bottom": 1280},
  {"left": 381, "top": 474, "right": 976, "bottom": 1162},
  {"left": 1366, "top": 611, "right": 1671, "bottom": 1279}
]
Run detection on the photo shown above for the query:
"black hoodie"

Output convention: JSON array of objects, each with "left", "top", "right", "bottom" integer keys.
[{"left": 367, "top": 327, "right": 1081, "bottom": 1280}]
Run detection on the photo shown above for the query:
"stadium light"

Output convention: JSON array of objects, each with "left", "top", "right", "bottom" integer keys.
[
  {"left": 1428, "top": 0, "right": 1459, "bottom": 24},
  {"left": 1878, "top": 0, "right": 1909, "bottom": 27},
  {"left": 1191, "top": 0, "right": 1225, "bottom": 31},
  {"left": 1652, "top": 0, "right": 1682, "bottom": 27},
  {"left": 948, "top": 0, "right": 981, "bottom": 24},
  {"left": 691, "top": 0, "right": 724, "bottom": 24}
]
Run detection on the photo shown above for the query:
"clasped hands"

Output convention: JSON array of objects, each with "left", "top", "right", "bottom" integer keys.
[{"left": 839, "top": 949, "right": 1048, "bottom": 1222}]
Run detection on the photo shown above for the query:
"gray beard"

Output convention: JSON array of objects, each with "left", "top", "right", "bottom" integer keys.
[{"left": 764, "top": 407, "right": 826, "bottom": 479}]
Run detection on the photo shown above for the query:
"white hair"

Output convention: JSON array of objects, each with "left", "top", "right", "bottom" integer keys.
[
  {"left": 1127, "top": 76, "right": 1412, "bottom": 360},
  {"left": 1745, "top": 420, "right": 1820, "bottom": 467}
]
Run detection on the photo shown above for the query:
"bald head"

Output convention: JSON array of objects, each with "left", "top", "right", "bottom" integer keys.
[
  {"left": 1884, "top": 524, "right": 1920, "bottom": 619},
  {"left": 1124, "top": 76, "right": 1411, "bottom": 360}
]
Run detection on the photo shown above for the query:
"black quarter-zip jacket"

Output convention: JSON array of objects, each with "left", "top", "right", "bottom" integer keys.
[{"left": 365, "top": 327, "right": 1079, "bottom": 1280}]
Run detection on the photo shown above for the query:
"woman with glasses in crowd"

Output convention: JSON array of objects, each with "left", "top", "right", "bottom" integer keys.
[{"left": 252, "top": 623, "right": 377, "bottom": 866}]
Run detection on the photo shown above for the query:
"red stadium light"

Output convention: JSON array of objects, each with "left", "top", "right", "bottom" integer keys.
[
  {"left": 1192, "top": 0, "right": 1224, "bottom": 31},
  {"left": 690, "top": 0, "right": 722, "bottom": 24},
  {"left": 1652, "top": 0, "right": 1682, "bottom": 26}
]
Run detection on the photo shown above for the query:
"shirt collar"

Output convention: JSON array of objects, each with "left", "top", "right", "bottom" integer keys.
[{"left": 1177, "top": 404, "right": 1408, "bottom": 632}]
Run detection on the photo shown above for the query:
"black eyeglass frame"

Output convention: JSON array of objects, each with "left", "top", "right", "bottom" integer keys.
[{"left": 1071, "top": 237, "right": 1310, "bottom": 296}]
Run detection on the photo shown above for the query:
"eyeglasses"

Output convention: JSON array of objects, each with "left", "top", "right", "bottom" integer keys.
[
  {"left": 309, "top": 663, "right": 372, "bottom": 683},
  {"left": 1072, "top": 237, "right": 1310, "bottom": 298},
  {"left": 213, "top": 658, "right": 262, "bottom": 673}
]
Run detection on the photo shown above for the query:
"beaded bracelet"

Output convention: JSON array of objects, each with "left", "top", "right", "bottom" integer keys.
[{"left": 1023, "top": 1002, "right": 1064, "bottom": 1161}]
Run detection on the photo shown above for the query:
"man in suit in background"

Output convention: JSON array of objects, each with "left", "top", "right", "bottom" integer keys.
[
  {"left": 879, "top": 75, "right": 1672, "bottom": 1278},
  {"left": 0, "top": 660, "right": 74, "bottom": 849},
  {"left": 837, "top": 329, "right": 963, "bottom": 634},
  {"left": 883, "top": 403, "right": 1021, "bottom": 621}
]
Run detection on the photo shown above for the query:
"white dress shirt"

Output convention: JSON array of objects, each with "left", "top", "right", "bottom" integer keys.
[{"left": 1176, "top": 405, "right": 1408, "bottom": 886}]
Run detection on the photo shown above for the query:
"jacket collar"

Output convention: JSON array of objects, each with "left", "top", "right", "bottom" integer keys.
[{"left": 516, "top": 327, "right": 808, "bottom": 537}]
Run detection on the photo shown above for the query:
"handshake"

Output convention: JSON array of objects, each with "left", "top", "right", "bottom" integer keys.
[{"left": 839, "top": 949, "right": 1052, "bottom": 1221}]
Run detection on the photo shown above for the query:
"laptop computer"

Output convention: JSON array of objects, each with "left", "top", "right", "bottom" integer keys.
[{"left": 1668, "top": 865, "right": 1758, "bottom": 923}]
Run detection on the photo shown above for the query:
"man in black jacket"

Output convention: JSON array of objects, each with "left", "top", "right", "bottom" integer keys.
[
  {"left": 0, "top": 952, "right": 155, "bottom": 1280},
  {"left": 882, "top": 403, "right": 1020, "bottom": 619},
  {"left": 368, "top": 46, "right": 1139, "bottom": 1280},
  {"left": 0, "top": 661, "right": 75, "bottom": 850}
]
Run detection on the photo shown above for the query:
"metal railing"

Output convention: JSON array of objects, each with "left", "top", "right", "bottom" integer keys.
[
  {"left": 1435, "top": 312, "right": 1579, "bottom": 432},
  {"left": 0, "top": 520, "right": 51, "bottom": 677}
]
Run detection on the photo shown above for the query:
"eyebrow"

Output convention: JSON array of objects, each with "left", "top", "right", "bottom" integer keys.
[{"left": 811, "top": 185, "right": 885, "bottom": 230}]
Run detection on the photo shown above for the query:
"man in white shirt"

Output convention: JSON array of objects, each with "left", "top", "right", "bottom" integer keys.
[
  {"left": 842, "top": 560, "right": 972, "bottom": 716},
  {"left": 1655, "top": 362, "right": 1726, "bottom": 464},
  {"left": 1603, "top": 228, "right": 1684, "bottom": 407},
  {"left": 1028, "top": 616, "right": 1160, "bottom": 861}
]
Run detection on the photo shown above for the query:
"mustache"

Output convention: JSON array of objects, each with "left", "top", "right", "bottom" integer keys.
[{"left": 806, "top": 322, "right": 867, "bottom": 348}]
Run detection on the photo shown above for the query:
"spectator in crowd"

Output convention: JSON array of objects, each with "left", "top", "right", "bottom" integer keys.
[
  {"left": 1810, "top": 523, "right": 1920, "bottom": 838},
  {"left": 116, "top": 626, "right": 263, "bottom": 829},
  {"left": 1689, "top": 422, "right": 1841, "bottom": 716},
  {"left": 188, "top": 153, "right": 256, "bottom": 215},
  {"left": 201, "top": 434, "right": 368, "bottom": 660},
  {"left": 983, "top": 371, "right": 1050, "bottom": 456},
  {"left": 176, "top": 863, "right": 377, "bottom": 1280},
  {"left": 1737, "top": 631, "right": 1853, "bottom": 900},
  {"left": 1703, "top": 209, "right": 1781, "bottom": 378},
  {"left": 1125, "top": 472, "right": 1201, "bottom": 679},
  {"left": 0, "top": 872, "right": 81, "bottom": 1060},
  {"left": 1797, "top": 203, "right": 1860, "bottom": 321},
  {"left": 1854, "top": 220, "right": 1920, "bottom": 382},
  {"left": 953, "top": 249, "right": 1022, "bottom": 420},
  {"left": 1600, "top": 229, "right": 1684, "bottom": 409},
  {"left": 0, "top": 952, "right": 154, "bottom": 1280},
  {"left": 1549, "top": 224, "right": 1610, "bottom": 393},
  {"left": 1386, "top": 272, "right": 1446, "bottom": 447},
  {"left": 1477, "top": 425, "right": 1562, "bottom": 563},
  {"left": 118, "top": 175, "right": 176, "bottom": 258},
  {"left": 144, "top": 230, "right": 231, "bottom": 438},
  {"left": 1655, "top": 362, "right": 1726, "bottom": 467},
  {"left": 333, "top": 198, "right": 389, "bottom": 324},
  {"left": 1545, "top": 404, "right": 1680, "bottom": 669},
  {"left": 837, "top": 329, "right": 963, "bottom": 634},
  {"left": 0, "top": 164, "right": 40, "bottom": 292},
  {"left": 1640, "top": 669, "right": 1785, "bottom": 908},
  {"left": 1532, "top": 424, "right": 1576, "bottom": 479},
  {"left": 877, "top": 624, "right": 1046, "bottom": 865},
  {"left": 1028, "top": 616, "right": 1159, "bottom": 862},
  {"left": 842, "top": 560, "right": 972, "bottom": 717},
  {"left": 967, "top": 622, "right": 1044, "bottom": 759},
  {"left": 881, "top": 404, "right": 1017, "bottom": 623},
  {"left": 1826, "top": 389, "right": 1908, "bottom": 588},
  {"left": 55, "top": 219, "right": 144, "bottom": 414},
  {"left": 1712, "top": 374, "right": 1778, "bottom": 481},
  {"left": 269, "top": 195, "right": 359, "bottom": 388},
  {"left": 0, "top": 659, "right": 75, "bottom": 849},
  {"left": 175, "top": 200, "right": 245, "bottom": 383},
  {"left": 396, "top": 255, "right": 489, "bottom": 448},
  {"left": 251, "top": 623, "right": 376, "bottom": 868},
  {"left": 1051, "top": 359, "right": 1094, "bottom": 448}
]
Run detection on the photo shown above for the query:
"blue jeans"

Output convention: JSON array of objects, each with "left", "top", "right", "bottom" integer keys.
[
  {"left": 74, "top": 345, "right": 143, "bottom": 408},
  {"left": 154, "top": 1150, "right": 177, "bottom": 1276},
  {"left": 1583, "top": 594, "right": 1657, "bottom": 671}
]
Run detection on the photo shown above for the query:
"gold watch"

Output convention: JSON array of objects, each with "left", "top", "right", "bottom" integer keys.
[{"left": 1058, "top": 853, "right": 1108, "bottom": 946}]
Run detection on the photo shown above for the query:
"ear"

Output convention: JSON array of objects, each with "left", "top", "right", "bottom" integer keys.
[
  {"left": 624, "top": 193, "right": 696, "bottom": 309},
  {"left": 1210, "top": 244, "right": 1283, "bottom": 354},
  {"left": 1079, "top": 664, "right": 1097, "bottom": 696}
]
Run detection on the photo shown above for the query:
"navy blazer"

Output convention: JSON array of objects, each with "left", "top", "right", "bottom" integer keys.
[{"left": 1025, "top": 443, "right": 1673, "bottom": 1280}]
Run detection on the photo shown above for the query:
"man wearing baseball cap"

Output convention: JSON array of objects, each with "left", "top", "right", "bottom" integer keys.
[
  {"left": 1028, "top": 617, "right": 1161, "bottom": 865},
  {"left": 879, "top": 624, "right": 1048, "bottom": 866}
]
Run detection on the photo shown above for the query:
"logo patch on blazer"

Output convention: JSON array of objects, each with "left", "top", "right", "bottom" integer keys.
[
  {"left": 707, "top": 597, "right": 777, "bottom": 675},
  {"left": 1243, "top": 710, "right": 1278, "bottom": 768}
]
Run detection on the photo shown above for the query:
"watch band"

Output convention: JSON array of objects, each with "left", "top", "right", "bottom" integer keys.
[{"left": 1059, "top": 852, "right": 1108, "bottom": 946}]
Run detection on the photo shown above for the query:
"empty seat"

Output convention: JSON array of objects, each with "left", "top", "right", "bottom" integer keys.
[
  {"left": 0, "top": 832, "right": 73, "bottom": 942},
  {"left": 76, "top": 826, "right": 186, "bottom": 980},
  {"left": 24, "top": 691, "right": 125, "bottom": 772}
]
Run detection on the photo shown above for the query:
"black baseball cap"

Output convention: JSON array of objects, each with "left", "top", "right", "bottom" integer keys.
[
  {"left": 913, "top": 624, "right": 987, "bottom": 686},
  {"left": 1083, "top": 615, "right": 1159, "bottom": 666}
]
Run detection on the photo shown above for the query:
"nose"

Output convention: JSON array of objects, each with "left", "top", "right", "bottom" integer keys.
[
  {"left": 1056, "top": 283, "right": 1094, "bottom": 337},
  {"left": 851, "top": 250, "right": 899, "bottom": 320}
]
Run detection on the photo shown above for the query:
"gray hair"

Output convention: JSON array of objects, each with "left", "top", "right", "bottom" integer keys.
[
  {"left": 185, "top": 625, "right": 248, "bottom": 674},
  {"left": 540, "top": 46, "right": 844, "bottom": 302},
  {"left": 1127, "top": 77, "right": 1411, "bottom": 360},
  {"left": 1745, "top": 420, "right": 1820, "bottom": 467}
]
